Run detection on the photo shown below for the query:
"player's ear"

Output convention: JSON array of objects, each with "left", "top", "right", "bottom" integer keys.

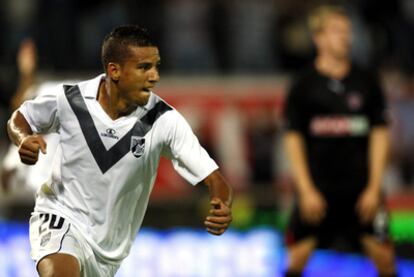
[{"left": 107, "top": 62, "right": 121, "bottom": 83}]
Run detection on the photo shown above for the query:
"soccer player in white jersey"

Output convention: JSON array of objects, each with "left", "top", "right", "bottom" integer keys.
[{"left": 7, "top": 25, "right": 233, "bottom": 277}]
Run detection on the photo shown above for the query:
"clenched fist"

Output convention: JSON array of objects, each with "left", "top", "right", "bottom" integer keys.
[
  {"left": 204, "top": 198, "right": 232, "bottom": 236},
  {"left": 18, "top": 134, "right": 47, "bottom": 165}
]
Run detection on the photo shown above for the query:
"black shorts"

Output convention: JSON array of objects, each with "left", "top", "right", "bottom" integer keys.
[{"left": 285, "top": 190, "right": 390, "bottom": 252}]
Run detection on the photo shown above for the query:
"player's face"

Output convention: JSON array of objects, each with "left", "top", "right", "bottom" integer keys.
[
  {"left": 117, "top": 46, "right": 160, "bottom": 106},
  {"left": 316, "top": 14, "right": 352, "bottom": 59}
]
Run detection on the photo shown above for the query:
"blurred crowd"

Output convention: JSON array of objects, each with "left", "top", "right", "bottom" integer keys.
[
  {"left": 0, "top": 0, "right": 414, "bottom": 224},
  {"left": 1, "top": 0, "right": 414, "bottom": 74}
]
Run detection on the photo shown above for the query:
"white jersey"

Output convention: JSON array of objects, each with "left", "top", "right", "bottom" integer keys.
[{"left": 19, "top": 74, "right": 218, "bottom": 265}]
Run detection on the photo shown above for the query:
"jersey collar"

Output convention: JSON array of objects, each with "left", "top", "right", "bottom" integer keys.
[{"left": 82, "top": 74, "right": 105, "bottom": 100}]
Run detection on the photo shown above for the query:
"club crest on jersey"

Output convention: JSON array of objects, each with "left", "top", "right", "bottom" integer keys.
[
  {"left": 131, "top": 136, "right": 145, "bottom": 158},
  {"left": 347, "top": 92, "right": 363, "bottom": 110}
]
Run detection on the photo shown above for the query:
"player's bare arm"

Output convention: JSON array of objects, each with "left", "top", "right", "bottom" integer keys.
[
  {"left": 202, "top": 170, "right": 233, "bottom": 235},
  {"left": 10, "top": 39, "right": 37, "bottom": 110},
  {"left": 7, "top": 110, "right": 46, "bottom": 165},
  {"left": 284, "top": 131, "right": 327, "bottom": 224},
  {"left": 356, "top": 126, "right": 389, "bottom": 223}
]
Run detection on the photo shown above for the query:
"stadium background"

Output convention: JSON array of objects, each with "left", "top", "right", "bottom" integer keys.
[{"left": 0, "top": 0, "right": 414, "bottom": 276}]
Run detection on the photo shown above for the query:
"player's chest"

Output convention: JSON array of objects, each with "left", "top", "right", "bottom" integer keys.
[
  {"left": 305, "top": 79, "right": 371, "bottom": 137},
  {"left": 60, "top": 99, "right": 164, "bottom": 173},
  {"left": 306, "top": 78, "right": 369, "bottom": 115}
]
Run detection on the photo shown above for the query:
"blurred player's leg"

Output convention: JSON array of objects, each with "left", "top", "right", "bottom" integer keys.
[
  {"left": 286, "top": 237, "right": 317, "bottom": 276},
  {"left": 361, "top": 235, "right": 397, "bottom": 277},
  {"left": 38, "top": 253, "right": 80, "bottom": 277}
]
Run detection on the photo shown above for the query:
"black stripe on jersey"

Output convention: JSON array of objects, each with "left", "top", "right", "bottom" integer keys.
[{"left": 64, "top": 85, "right": 172, "bottom": 173}]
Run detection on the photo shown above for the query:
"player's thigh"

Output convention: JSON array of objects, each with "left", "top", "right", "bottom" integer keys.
[
  {"left": 360, "top": 235, "right": 396, "bottom": 272},
  {"left": 287, "top": 237, "right": 317, "bottom": 269},
  {"left": 38, "top": 253, "right": 80, "bottom": 277}
]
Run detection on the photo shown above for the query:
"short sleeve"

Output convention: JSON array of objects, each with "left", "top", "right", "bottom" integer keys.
[
  {"left": 368, "top": 75, "right": 388, "bottom": 127},
  {"left": 284, "top": 79, "right": 307, "bottom": 133},
  {"left": 19, "top": 86, "right": 60, "bottom": 133},
  {"left": 161, "top": 110, "right": 218, "bottom": 185}
]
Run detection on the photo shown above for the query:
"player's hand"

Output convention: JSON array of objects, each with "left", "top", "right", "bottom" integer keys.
[
  {"left": 356, "top": 187, "right": 380, "bottom": 223},
  {"left": 18, "top": 134, "right": 47, "bottom": 165},
  {"left": 299, "top": 187, "right": 327, "bottom": 225},
  {"left": 204, "top": 198, "right": 232, "bottom": 236}
]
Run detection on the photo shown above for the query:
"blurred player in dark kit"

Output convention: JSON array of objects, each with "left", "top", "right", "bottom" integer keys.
[{"left": 283, "top": 5, "right": 397, "bottom": 277}]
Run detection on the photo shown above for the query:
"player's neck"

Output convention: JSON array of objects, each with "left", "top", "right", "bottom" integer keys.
[
  {"left": 97, "top": 80, "right": 136, "bottom": 120},
  {"left": 315, "top": 54, "right": 350, "bottom": 80}
]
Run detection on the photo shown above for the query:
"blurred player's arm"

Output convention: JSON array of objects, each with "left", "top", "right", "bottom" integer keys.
[
  {"left": 368, "top": 126, "right": 389, "bottom": 193},
  {"left": 10, "top": 39, "right": 37, "bottom": 110},
  {"left": 202, "top": 170, "right": 233, "bottom": 235},
  {"left": 7, "top": 110, "right": 46, "bottom": 165},
  {"left": 284, "top": 131, "right": 326, "bottom": 224},
  {"left": 356, "top": 126, "right": 389, "bottom": 222}
]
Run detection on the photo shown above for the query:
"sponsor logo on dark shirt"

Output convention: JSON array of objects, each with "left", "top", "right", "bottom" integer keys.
[{"left": 310, "top": 115, "right": 368, "bottom": 136}]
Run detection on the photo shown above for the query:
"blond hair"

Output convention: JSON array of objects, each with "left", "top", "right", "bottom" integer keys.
[{"left": 308, "top": 5, "right": 348, "bottom": 34}]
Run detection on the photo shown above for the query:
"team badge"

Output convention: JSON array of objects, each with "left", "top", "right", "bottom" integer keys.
[
  {"left": 347, "top": 92, "right": 363, "bottom": 110},
  {"left": 131, "top": 136, "right": 145, "bottom": 158}
]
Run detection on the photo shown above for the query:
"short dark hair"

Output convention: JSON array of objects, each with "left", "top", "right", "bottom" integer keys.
[{"left": 101, "top": 25, "right": 156, "bottom": 73}]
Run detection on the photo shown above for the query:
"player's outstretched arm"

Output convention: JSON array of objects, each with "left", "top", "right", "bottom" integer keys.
[
  {"left": 202, "top": 170, "right": 233, "bottom": 236},
  {"left": 7, "top": 110, "right": 46, "bottom": 165}
]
